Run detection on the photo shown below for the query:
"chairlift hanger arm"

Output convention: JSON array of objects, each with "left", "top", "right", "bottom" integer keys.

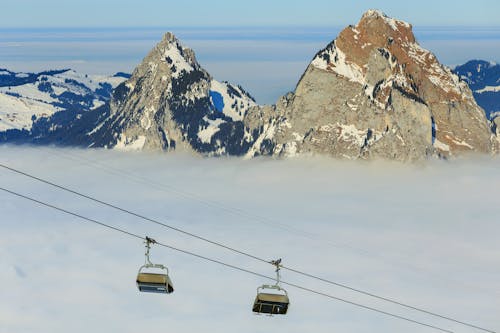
[{"left": 144, "top": 236, "right": 161, "bottom": 266}]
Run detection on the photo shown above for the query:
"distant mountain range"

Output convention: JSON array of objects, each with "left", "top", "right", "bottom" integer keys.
[
  {"left": 0, "top": 10, "right": 498, "bottom": 159},
  {"left": 0, "top": 69, "right": 127, "bottom": 142},
  {"left": 453, "top": 60, "right": 500, "bottom": 119}
]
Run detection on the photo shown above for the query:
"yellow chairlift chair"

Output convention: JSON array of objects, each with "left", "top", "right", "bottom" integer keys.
[
  {"left": 136, "top": 237, "right": 174, "bottom": 294},
  {"left": 252, "top": 259, "right": 289, "bottom": 315}
]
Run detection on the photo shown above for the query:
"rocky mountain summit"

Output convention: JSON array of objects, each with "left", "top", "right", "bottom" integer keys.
[
  {"left": 244, "top": 10, "right": 494, "bottom": 161},
  {"left": 84, "top": 32, "right": 256, "bottom": 153}
]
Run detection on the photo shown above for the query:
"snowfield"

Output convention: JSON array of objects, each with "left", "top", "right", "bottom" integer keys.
[
  {"left": 0, "top": 69, "right": 126, "bottom": 131},
  {"left": 0, "top": 147, "right": 499, "bottom": 333}
]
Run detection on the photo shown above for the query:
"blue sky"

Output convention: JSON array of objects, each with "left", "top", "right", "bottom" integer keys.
[
  {"left": 1, "top": 25, "right": 499, "bottom": 103},
  {"left": 3, "top": 0, "right": 500, "bottom": 27},
  {"left": 2, "top": 1, "right": 500, "bottom": 103}
]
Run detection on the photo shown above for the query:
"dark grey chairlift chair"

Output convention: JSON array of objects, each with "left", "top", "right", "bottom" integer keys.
[
  {"left": 136, "top": 237, "right": 174, "bottom": 294},
  {"left": 252, "top": 259, "right": 290, "bottom": 315}
]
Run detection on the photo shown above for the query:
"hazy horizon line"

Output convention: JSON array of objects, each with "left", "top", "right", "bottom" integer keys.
[
  {"left": 2, "top": 26, "right": 500, "bottom": 42},
  {"left": 1, "top": 25, "right": 498, "bottom": 103},
  {"left": 2, "top": 25, "right": 500, "bottom": 30}
]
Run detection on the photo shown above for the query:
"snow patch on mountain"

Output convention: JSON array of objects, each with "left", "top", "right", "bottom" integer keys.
[
  {"left": 161, "top": 40, "right": 194, "bottom": 79},
  {"left": 338, "top": 124, "right": 370, "bottom": 147},
  {"left": 209, "top": 80, "right": 256, "bottom": 121},
  {"left": 0, "top": 93, "right": 55, "bottom": 131},
  {"left": 476, "top": 85, "right": 500, "bottom": 93},
  {"left": 434, "top": 139, "right": 450, "bottom": 152},
  {"left": 311, "top": 42, "right": 365, "bottom": 85},
  {"left": 244, "top": 120, "right": 277, "bottom": 159},
  {"left": 198, "top": 117, "right": 225, "bottom": 144},
  {"left": 362, "top": 9, "right": 411, "bottom": 31},
  {"left": 114, "top": 134, "right": 146, "bottom": 151}
]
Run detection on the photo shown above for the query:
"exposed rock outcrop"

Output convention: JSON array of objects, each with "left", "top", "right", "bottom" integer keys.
[
  {"left": 86, "top": 32, "right": 256, "bottom": 154},
  {"left": 245, "top": 10, "right": 493, "bottom": 161},
  {"left": 492, "top": 115, "right": 500, "bottom": 153}
]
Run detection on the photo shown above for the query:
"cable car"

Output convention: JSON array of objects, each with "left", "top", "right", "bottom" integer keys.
[
  {"left": 136, "top": 237, "right": 174, "bottom": 294},
  {"left": 253, "top": 259, "right": 290, "bottom": 315}
]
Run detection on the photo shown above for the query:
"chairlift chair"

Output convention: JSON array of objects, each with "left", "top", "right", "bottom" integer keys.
[
  {"left": 136, "top": 237, "right": 174, "bottom": 294},
  {"left": 252, "top": 258, "right": 290, "bottom": 315},
  {"left": 253, "top": 284, "right": 289, "bottom": 315}
]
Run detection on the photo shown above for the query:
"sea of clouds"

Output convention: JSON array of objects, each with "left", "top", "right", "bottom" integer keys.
[{"left": 0, "top": 146, "right": 499, "bottom": 333}]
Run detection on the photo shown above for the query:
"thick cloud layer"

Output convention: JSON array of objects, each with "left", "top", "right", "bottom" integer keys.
[{"left": 0, "top": 147, "right": 499, "bottom": 333}]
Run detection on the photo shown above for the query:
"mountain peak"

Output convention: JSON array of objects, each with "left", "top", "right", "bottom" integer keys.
[
  {"left": 161, "top": 31, "right": 178, "bottom": 43},
  {"left": 360, "top": 10, "right": 411, "bottom": 31},
  {"left": 354, "top": 10, "right": 414, "bottom": 46},
  {"left": 362, "top": 9, "right": 386, "bottom": 18},
  {"left": 135, "top": 32, "right": 202, "bottom": 81},
  {"left": 77, "top": 32, "right": 256, "bottom": 152},
  {"left": 271, "top": 11, "right": 493, "bottom": 159}
]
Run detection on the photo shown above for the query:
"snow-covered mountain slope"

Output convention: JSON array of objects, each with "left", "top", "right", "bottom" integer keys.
[
  {"left": 243, "top": 10, "right": 494, "bottom": 160},
  {"left": 0, "top": 34, "right": 256, "bottom": 151},
  {"left": 0, "top": 69, "right": 127, "bottom": 132},
  {"left": 454, "top": 60, "right": 500, "bottom": 119},
  {"left": 80, "top": 32, "right": 256, "bottom": 153}
]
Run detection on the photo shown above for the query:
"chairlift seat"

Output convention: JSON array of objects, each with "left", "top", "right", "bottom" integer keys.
[
  {"left": 253, "top": 292, "right": 289, "bottom": 315},
  {"left": 136, "top": 272, "right": 174, "bottom": 294}
]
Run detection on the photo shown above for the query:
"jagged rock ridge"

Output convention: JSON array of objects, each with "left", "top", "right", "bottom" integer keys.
[
  {"left": 244, "top": 10, "right": 494, "bottom": 160},
  {"left": 85, "top": 32, "right": 256, "bottom": 154}
]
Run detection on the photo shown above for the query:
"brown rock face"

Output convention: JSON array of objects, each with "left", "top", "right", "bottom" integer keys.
[
  {"left": 493, "top": 116, "right": 500, "bottom": 153},
  {"left": 323, "top": 10, "right": 491, "bottom": 155},
  {"left": 244, "top": 10, "right": 493, "bottom": 160}
]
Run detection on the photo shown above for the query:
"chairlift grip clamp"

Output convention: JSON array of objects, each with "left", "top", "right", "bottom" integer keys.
[
  {"left": 269, "top": 258, "right": 282, "bottom": 286},
  {"left": 145, "top": 236, "right": 157, "bottom": 245}
]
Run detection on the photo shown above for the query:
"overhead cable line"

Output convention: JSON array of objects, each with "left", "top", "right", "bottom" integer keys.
[
  {"left": 42, "top": 149, "right": 372, "bottom": 254},
  {"left": 0, "top": 162, "right": 495, "bottom": 333},
  {"left": 43, "top": 149, "right": 500, "bottom": 300},
  {"left": 0, "top": 186, "right": 457, "bottom": 333}
]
